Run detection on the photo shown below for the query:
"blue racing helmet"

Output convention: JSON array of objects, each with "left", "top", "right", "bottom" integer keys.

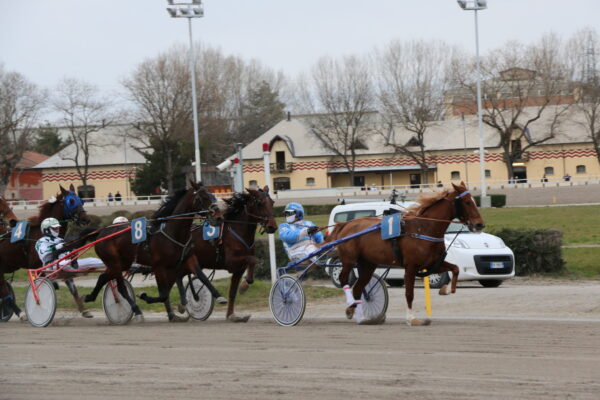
[{"left": 284, "top": 202, "right": 304, "bottom": 220}]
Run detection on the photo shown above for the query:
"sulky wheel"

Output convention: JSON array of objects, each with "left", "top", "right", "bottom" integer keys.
[
  {"left": 361, "top": 273, "right": 389, "bottom": 321},
  {"left": 24, "top": 278, "right": 57, "bottom": 328},
  {"left": 269, "top": 274, "right": 306, "bottom": 326},
  {"left": 0, "top": 281, "right": 15, "bottom": 322},
  {"left": 102, "top": 279, "right": 135, "bottom": 325},
  {"left": 185, "top": 277, "right": 215, "bottom": 321}
]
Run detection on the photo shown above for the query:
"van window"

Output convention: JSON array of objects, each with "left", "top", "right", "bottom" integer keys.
[{"left": 334, "top": 210, "right": 376, "bottom": 223}]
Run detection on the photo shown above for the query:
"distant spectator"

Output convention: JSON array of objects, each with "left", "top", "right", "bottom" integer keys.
[
  {"left": 369, "top": 183, "right": 378, "bottom": 191},
  {"left": 563, "top": 173, "right": 571, "bottom": 182},
  {"left": 115, "top": 191, "right": 122, "bottom": 201},
  {"left": 107, "top": 192, "right": 114, "bottom": 202},
  {"left": 541, "top": 174, "right": 548, "bottom": 183}
]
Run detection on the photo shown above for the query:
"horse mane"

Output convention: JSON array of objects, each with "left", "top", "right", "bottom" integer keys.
[
  {"left": 405, "top": 190, "right": 450, "bottom": 216},
  {"left": 27, "top": 194, "right": 64, "bottom": 227},
  {"left": 151, "top": 188, "right": 188, "bottom": 227},
  {"left": 223, "top": 192, "right": 251, "bottom": 219}
]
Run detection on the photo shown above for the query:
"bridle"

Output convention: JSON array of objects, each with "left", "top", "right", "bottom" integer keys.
[
  {"left": 192, "top": 187, "right": 221, "bottom": 225},
  {"left": 62, "top": 191, "right": 85, "bottom": 223},
  {"left": 453, "top": 190, "right": 471, "bottom": 223},
  {"left": 243, "top": 191, "right": 276, "bottom": 232}
]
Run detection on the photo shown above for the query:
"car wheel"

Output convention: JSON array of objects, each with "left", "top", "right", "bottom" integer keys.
[
  {"left": 427, "top": 272, "right": 450, "bottom": 289},
  {"left": 479, "top": 280, "right": 503, "bottom": 288},
  {"left": 385, "top": 279, "right": 404, "bottom": 288},
  {"left": 330, "top": 266, "right": 356, "bottom": 289}
]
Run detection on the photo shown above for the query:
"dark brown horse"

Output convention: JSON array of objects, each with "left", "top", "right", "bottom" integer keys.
[
  {"left": 0, "top": 197, "right": 17, "bottom": 231},
  {"left": 186, "top": 186, "right": 277, "bottom": 322},
  {"left": 83, "top": 182, "right": 222, "bottom": 322},
  {"left": 0, "top": 185, "right": 90, "bottom": 319},
  {"left": 326, "top": 182, "right": 484, "bottom": 325}
]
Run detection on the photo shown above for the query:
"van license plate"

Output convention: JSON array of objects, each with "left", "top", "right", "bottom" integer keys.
[{"left": 490, "top": 262, "right": 504, "bottom": 269}]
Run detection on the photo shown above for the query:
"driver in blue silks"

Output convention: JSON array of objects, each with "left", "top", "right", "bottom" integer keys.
[{"left": 278, "top": 202, "right": 324, "bottom": 262}]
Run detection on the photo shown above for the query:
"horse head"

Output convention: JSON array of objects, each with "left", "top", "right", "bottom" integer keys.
[
  {"left": 245, "top": 186, "right": 278, "bottom": 234},
  {"left": 0, "top": 197, "right": 17, "bottom": 228},
  {"left": 452, "top": 182, "right": 485, "bottom": 233},
  {"left": 190, "top": 181, "right": 224, "bottom": 225},
  {"left": 59, "top": 184, "right": 90, "bottom": 226}
]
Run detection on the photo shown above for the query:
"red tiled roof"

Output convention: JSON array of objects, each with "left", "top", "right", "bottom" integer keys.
[{"left": 16, "top": 151, "right": 50, "bottom": 168}]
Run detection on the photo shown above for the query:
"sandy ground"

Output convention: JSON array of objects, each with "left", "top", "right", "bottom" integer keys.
[{"left": 2, "top": 279, "right": 600, "bottom": 400}]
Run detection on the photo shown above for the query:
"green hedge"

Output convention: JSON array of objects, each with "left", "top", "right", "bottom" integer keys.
[
  {"left": 253, "top": 237, "right": 328, "bottom": 280},
  {"left": 474, "top": 194, "right": 507, "bottom": 208},
  {"left": 273, "top": 204, "right": 337, "bottom": 218},
  {"left": 492, "top": 228, "right": 564, "bottom": 275}
]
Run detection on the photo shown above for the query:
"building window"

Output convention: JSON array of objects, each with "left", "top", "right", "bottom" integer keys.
[
  {"left": 273, "top": 177, "right": 290, "bottom": 191},
  {"left": 306, "top": 177, "right": 315, "bottom": 186},
  {"left": 275, "top": 151, "right": 286, "bottom": 170},
  {"left": 544, "top": 167, "right": 554, "bottom": 176},
  {"left": 576, "top": 165, "right": 586, "bottom": 174},
  {"left": 248, "top": 180, "right": 258, "bottom": 189},
  {"left": 451, "top": 171, "right": 460, "bottom": 180},
  {"left": 485, "top": 170, "right": 491, "bottom": 178}
]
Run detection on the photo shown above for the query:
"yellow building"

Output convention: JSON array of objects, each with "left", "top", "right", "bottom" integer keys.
[
  {"left": 32, "top": 126, "right": 145, "bottom": 200},
  {"left": 235, "top": 110, "right": 600, "bottom": 190}
]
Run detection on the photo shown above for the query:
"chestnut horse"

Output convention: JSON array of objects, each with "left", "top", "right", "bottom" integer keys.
[
  {"left": 186, "top": 186, "right": 278, "bottom": 322},
  {"left": 83, "top": 182, "right": 223, "bottom": 322},
  {"left": 0, "top": 197, "right": 17, "bottom": 231},
  {"left": 0, "top": 185, "right": 90, "bottom": 320},
  {"left": 326, "top": 182, "right": 484, "bottom": 325}
]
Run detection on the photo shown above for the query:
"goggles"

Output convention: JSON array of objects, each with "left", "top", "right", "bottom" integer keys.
[{"left": 284, "top": 210, "right": 296, "bottom": 216}]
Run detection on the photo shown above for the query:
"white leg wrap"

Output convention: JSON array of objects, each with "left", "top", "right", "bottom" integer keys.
[
  {"left": 406, "top": 308, "right": 415, "bottom": 322},
  {"left": 343, "top": 285, "right": 355, "bottom": 306},
  {"left": 354, "top": 301, "right": 364, "bottom": 324}
]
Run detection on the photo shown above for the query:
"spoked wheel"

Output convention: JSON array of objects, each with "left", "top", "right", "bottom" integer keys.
[
  {"left": 329, "top": 263, "right": 356, "bottom": 289},
  {"left": 185, "top": 277, "right": 214, "bottom": 321},
  {"left": 102, "top": 279, "right": 135, "bottom": 325},
  {"left": 24, "top": 278, "right": 57, "bottom": 328},
  {"left": 361, "top": 273, "right": 389, "bottom": 321},
  {"left": 0, "top": 281, "right": 15, "bottom": 322},
  {"left": 269, "top": 274, "right": 305, "bottom": 326}
]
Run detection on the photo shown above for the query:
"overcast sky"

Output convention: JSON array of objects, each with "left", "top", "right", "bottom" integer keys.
[{"left": 1, "top": 0, "right": 599, "bottom": 96}]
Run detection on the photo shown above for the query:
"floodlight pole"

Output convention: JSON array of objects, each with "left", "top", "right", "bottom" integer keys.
[
  {"left": 458, "top": 0, "right": 489, "bottom": 206},
  {"left": 166, "top": 1, "right": 203, "bottom": 183}
]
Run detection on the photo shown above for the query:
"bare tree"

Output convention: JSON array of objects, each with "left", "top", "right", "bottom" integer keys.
[
  {"left": 449, "top": 35, "right": 572, "bottom": 179},
  {"left": 0, "top": 66, "right": 46, "bottom": 196},
  {"left": 566, "top": 28, "right": 600, "bottom": 166},
  {"left": 376, "top": 40, "right": 457, "bottom": 184},
  {"left": 123, "top": 49, "right": 192, "bottom": 194},
  {"left": 53, "top": 77, "right": 118, "bottom": 198},
  {"left": 298, "top": 56, "right": 375, "bottom": 186}
]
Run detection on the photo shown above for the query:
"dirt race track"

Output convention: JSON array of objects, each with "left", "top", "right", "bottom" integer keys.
[{"left": 3, "top": 279, "right": 600, "bottom": 400}]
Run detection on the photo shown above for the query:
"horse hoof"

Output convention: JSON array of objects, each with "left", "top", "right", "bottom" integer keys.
[
  {"left": 407, "top": 318, "right": 431, "bottom": 326},
  {"left": 358, "top": 314, "right": 386, "bottom": 325},
  {"left": 238, "top": 281, "right": 250, "bottom": 294},
  {"left": 81, "top": 310, "right": 93, "bottom": 318},
  {"left": 132, "top": 314, "right": 145, "bottom": 324},
  {"left": 169, "top": 314, "right": 189, "bottom": 323},
  {"left": 216, "top": 296, "right": 227, "bottom": 305},
  {"left": 345, "top": 306, "right": 355, "bottom": 320},
  {"left": 177, "top": 304, "right": 186, "bottom": 314},
  {"left": 19, "top": 314, "right": 28, "bottom": 323},
  {"left": 137, "top": 292, "right": 147, "bottom": 300},
  {"left": 227, "top": 313, "right": 250, "bottom": 323},
  {"left": 438, "top": 285, "right": 450, "bottom": 296}
]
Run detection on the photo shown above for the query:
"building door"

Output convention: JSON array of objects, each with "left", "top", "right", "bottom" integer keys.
[
  {"left": 409, "top": 174, "right": 421, "bottom": 188},
  {"left": 353, "top": 175, "right": 365, "bottom": 187},
  {"left": 275, "top": 151, "right": 286, "bottom": 170},
  {"left": 513, "top": 166, "right": 527, "bottom": 183}
]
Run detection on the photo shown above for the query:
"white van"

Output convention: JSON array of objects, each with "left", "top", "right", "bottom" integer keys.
[{"left": 325, "top": 200, "right": 515, "bottom": 288}]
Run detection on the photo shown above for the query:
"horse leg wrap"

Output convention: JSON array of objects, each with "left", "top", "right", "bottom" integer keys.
[
  {"left": 343, "top": 285, "right": 356, "bottom": 307},
  {"left": 354, "top": 300, "right": 365, "bottom": 324}
]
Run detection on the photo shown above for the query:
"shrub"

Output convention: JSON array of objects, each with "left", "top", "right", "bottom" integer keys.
[
  {"left": 253, "top": 238, "right": 328, "bottom": 280},
  {"left": 474, "top": 194, "right": 507, "bottom": 208},
  {"left": 492, "top": 228, "right": 564, "bottom": 275}
]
